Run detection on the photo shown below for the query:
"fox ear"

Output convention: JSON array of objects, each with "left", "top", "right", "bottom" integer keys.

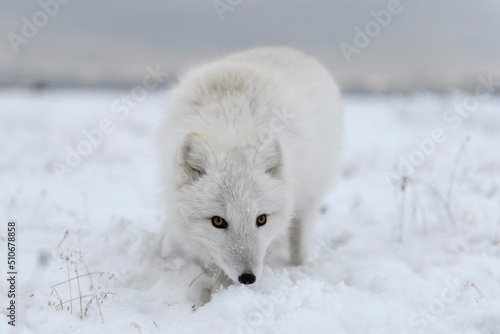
[
  {"left": 256, "top": 134, "right": 283, "bottom": 178},
  {"left": 177, "top": 132, "right": 214, "bottom": 182}
]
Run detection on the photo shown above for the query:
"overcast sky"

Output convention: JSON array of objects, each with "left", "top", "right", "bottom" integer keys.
[{"left": 1, "top": 0, "right": 500, "bottom": 91}]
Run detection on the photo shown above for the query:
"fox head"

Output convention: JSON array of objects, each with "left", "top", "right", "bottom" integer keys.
[{"left": 174, "top": 131, "right": 291, "bottom": 285}]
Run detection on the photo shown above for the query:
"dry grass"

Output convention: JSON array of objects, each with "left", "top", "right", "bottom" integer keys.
[
  {"left": 49, "top": 250, "right": 116, "bottom": 324},
  {"left": 389, "top": 139, "right": 469, "bottom": 241}
]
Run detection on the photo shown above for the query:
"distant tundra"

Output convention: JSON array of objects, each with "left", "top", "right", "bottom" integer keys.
[{"left": 159, "top": 47, "right": 342, "bottom": 296}]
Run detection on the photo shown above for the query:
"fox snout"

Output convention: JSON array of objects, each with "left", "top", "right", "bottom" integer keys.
[{"left": 238, "top": 272, "right": 256, "bottom": 285}]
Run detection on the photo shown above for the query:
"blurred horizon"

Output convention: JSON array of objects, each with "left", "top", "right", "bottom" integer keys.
[{"left": 1, "top": 0, "right": 500, "bottom": 93}]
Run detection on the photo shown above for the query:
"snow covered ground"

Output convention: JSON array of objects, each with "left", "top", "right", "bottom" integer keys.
[{"left": 1, "top": 89, "right": 499, "bottom": 334}]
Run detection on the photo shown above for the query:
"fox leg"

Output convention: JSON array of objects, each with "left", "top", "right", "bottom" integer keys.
[
  {"left": 289, "top": 206, "right": 320, "bottom": 265},
  {"left": 213, "top": 269, "right": 233, "bottom": 290},
  {"left": 289, "top": 218, "right": 306, "bottom": 265}
]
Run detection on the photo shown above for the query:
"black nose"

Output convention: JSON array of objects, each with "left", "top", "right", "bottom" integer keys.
[{"left": 238, "top": 273, "right": 256, "bottom": 284}]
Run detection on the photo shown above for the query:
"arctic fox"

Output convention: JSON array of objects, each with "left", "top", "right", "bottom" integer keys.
[{"left": 159, "top": 47, "right": 341, "bottom": 289}]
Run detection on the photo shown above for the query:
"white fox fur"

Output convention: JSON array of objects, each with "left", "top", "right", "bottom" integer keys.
[{"left": 159, "top": 47, "right": 341, "bottom": 289}]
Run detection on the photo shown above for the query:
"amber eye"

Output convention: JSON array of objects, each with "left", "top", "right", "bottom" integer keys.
[
  {"left": 256, "top": 214, "right": 267, "bottom": 227},
  {"left": 211, "top": 216, "right": 227, "bottom": 229}
]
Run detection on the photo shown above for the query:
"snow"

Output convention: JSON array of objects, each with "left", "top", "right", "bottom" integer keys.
[{"left": 1, "top": 89, "right": 499, "bottom": 334}]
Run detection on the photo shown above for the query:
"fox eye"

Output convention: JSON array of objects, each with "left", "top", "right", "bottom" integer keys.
[
  {"left": 211, "top": 216, "right": 227, "bottom": 229},
  {"left": 256, "top": 214, "right": 267, "bottom": 227}
]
